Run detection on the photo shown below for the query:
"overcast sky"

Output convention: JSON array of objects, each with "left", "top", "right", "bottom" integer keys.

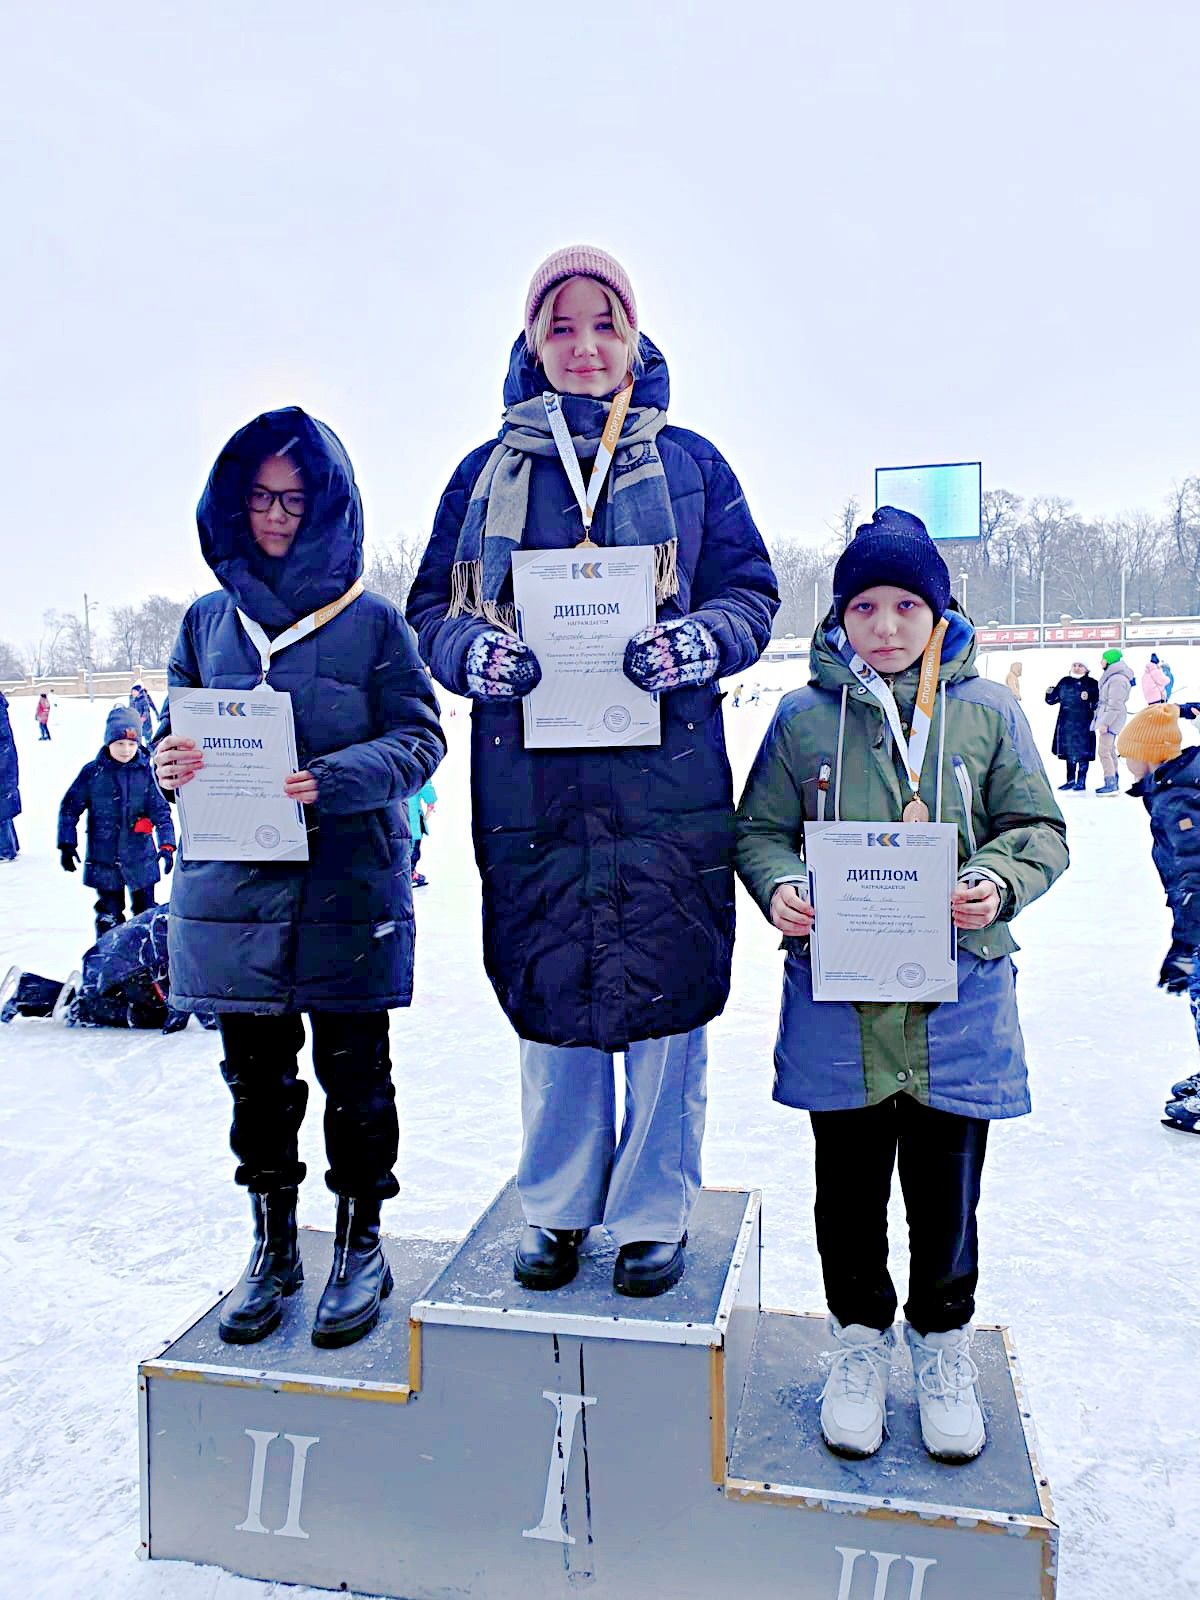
[{"left": 3, "top": 0, "right": 1197, "bottom": 648}]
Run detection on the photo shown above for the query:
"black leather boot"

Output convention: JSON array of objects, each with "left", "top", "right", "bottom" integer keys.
[
  {"left": 613, "top": 1234, "right": 687, "bottom": 1297},
  {"left": 311, "top": 1196, "right": 393, "bottom": 1348},
  {"left": 218, "top": 1188, "right": 302, "bottom": 1344},
  {"left": 513, "top": 1226, "right": 584, "bottom": 1290}
]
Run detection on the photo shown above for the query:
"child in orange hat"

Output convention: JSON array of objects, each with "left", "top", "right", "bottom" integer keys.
[{"left": 1117, "top": 703, "right": 1200, "bottom": 1131}]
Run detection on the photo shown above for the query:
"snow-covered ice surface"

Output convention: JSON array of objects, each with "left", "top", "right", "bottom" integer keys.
[{"left": 1, "top": 646, "right": 1198, "bottom": 1598}]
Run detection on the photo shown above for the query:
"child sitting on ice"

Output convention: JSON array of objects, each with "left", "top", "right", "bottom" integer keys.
[
  {"left": 0, "top": 907, "right": 216, "bottom": 1032},
  {"left": 1116, "top": 704, "right": 1200, "bottom": 1132},
  {"left": 57, "top": 706, "right": 175, "bottom": 939}
]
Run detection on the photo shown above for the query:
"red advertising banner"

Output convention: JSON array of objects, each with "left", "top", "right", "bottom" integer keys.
[
  {"left": 976, "top": 628, "right": 1039, "bottom": 645},
  {"left": 1042, "top": 625, "right": 1122, "bottom": 643}
]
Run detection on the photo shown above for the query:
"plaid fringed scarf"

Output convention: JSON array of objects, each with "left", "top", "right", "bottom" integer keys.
[{"left": 447, "top": 393, "right": 679, "bottom": 635}]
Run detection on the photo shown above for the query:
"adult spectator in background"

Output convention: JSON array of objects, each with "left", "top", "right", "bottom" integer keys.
[
  {"left": 1094, "top": 648, "right": 1136, "bottom": 795},
  {"left": 0, "top": 690, "right": 19, "bottom": 861},
  {"left": 1005, "top": 659, "right": 1022, "bottom": 700},
  {"left": 1045, "top": 660, "right": 1099, "bottom": 791},
  {"left": 35, "top": 691, "right": 51, "bottom": 740},
  {"left": 1142, "top": 654, "right": 1168, "bottom": 706}
]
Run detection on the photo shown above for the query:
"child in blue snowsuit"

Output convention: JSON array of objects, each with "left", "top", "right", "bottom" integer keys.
[
  {"left": 58, "top": 705, "right": 175, "bottom": 938},
  {"left": 0, "top": 907, "right": 216, "bottom": 1032},
  {"left": 1118, "top": 703, "right": 1200, "bottom": 1131}
]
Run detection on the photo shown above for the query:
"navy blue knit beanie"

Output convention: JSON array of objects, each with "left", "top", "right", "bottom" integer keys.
[
  {"left": 832, "top": 506, "right": 952, "bottom": 624},
  {"left": 105, "top": 705, "right": 141, "bottom": 744}
]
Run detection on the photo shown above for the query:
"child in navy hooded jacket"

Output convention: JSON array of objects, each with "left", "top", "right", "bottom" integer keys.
[
  {"left": 1118, "top": 703, "right": 1200, "bottom": 1130},
  {"left": 57, "top": 705, "right": 174, "bottom": 938}
]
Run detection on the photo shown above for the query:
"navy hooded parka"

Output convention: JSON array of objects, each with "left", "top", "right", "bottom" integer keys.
[
  {"left": 164, "top": 408, "right": 446, "bottom": 1015},
  {"left": 407, "top": 337, "right": 778, "bottom": 1050}
]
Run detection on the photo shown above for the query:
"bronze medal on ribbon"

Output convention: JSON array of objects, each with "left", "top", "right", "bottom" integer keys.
[{"left": 902, "top": 796, "right": 930, "bottom": 823}]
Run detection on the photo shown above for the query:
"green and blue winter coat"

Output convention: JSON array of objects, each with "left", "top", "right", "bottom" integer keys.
[{"left": 734, "top": 608, "right": 1068, "bottom": 1119}]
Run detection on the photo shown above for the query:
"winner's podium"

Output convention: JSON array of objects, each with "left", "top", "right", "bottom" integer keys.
[{"left": 139, "top": 1183, "right": 1058, "bottom": 1599}]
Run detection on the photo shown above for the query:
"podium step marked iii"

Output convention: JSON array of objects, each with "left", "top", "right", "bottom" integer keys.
[{"left": 139, "top": 1181, "right": 1058, "bottom": 1599}]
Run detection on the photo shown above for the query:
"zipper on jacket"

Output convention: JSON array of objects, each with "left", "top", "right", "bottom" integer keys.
[
  {"left": 951, "top": 756, "right": 977, "bottom": 853},
  {"left": 816, "top": 761, "right": 832, "bottom": 822}
]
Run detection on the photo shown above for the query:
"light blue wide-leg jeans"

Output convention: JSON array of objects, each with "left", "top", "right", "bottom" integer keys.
[{"left": 516, "top": 1027, "right": 708, "bottom": 1247}]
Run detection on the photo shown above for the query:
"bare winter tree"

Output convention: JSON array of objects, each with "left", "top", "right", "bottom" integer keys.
[
  {"left": 979, "top": 489, "right": 1023, "bottom": 570},
  {"left": 364, "top": 534, "right": 425, "bottom": 614},
  {"left": 0, "top": 639, "right": 25, "bottom": 680},
  {"left": 108, "top": 603, "right": 143, "bottom": 671},
  {"left": 828, "top": 496, "right": 861, "bottom": 549},
  {"left": 136, "top": 595, "right": 191, "bottom": 668},
  {"left": 1167, "top": 477, "right": 1200, "bottom": 613},
  {"left": 767, "top": 537, "right": 837, "bottom": 636}
]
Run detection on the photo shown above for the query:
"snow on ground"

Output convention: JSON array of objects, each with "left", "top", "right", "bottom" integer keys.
[{"left": 1, "top": 645, "right": 1198, "bottom": 1599}]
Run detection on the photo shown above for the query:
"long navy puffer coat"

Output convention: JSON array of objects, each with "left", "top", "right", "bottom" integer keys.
[
  {"left": 0, "top": 692, "right": 19, "bottom": 825},
  {"left": 58, "top": 746, "right": 175, "bottom": 891},
  {"left": 407, "top": 337, "right": 779, "bottom": 1050},
  {"left": 164, "top": 408, "right": 446, "bottom": 1015},
  {"left": 1046, "top": 672, "right": 1099, "bottom": 765}
]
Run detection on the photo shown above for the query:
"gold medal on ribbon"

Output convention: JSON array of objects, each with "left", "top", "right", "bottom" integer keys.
[{"left": 902, "top": 796, "right": 930, "bottom": 823}]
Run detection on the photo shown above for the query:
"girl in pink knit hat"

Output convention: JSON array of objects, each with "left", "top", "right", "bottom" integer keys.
[{"left": 407, "top": 246, "right": 779, "bottom": 1299}]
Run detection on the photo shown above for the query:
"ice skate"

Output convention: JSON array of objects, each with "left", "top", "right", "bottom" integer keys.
[
  {"left": 0, "top": 966, "right": 21, "bottom": 1023},
  {"left": 819, "top": 1318, "right": 893, "bottom": 1458},
  {"left": 1169, "top": 1072, "right": 1200, "bottom": 1100},
  {"left": 52, "top": 971, "right": 81, "bottom": 1025},
  {"left": 906, "top": 1324, "right": 986, "bottom": 1462},
  {"left": 1163, "top": 1095, "right": 1200, "bottom": 1134}
]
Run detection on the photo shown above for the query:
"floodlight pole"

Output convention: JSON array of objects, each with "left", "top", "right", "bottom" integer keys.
[
  {"left": 83, "top": 592, "right": 94, "bottom": 702},
  {"left": 1010, "top": 564, "right": 1016, "bottom": 625},
  {"left": 1120, "top": 567, "right": 1127, "bottom": 643},
  {"left": 813, "top": 580, "right": 820, "bottom": 638},
  {"left": 1039, "top": 570, "right": 1046, "bottom": 638}
]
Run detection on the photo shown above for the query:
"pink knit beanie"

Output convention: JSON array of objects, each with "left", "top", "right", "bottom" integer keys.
[{"left": 524, "top": 245, "right": 638, "bottom": 335}]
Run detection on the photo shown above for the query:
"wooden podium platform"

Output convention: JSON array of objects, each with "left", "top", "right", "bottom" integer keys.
[{"left": 139, "top": 1182, "right": 1057, "bottom": 1599}]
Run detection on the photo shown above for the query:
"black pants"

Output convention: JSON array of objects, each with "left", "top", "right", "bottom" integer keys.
[
  {"left": 1063, "top": 760, "right": 1090, "bottom": 785},
  {"left": 810, "top": 1094, "right": 989, "bottom": 1336},
  {"left": 5, "top": 971, "right": 167, "bottom": 1028},
  {"left": 217, "top": 1012, "right": 400, "bottom": 1200},
  {"left": 94, "top": 885, "right": 155, "bottom": 938}
]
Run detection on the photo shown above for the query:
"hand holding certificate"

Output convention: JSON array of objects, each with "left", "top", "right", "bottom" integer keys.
[
  {"left": 804, "top": 820, "right": 959, "bottom": 1003},
  {"left": 512, "top": 547, "right": 661, "bottom": 749},
  {"left": 167, "top": 687, "right": 310, "bottom": 863}
]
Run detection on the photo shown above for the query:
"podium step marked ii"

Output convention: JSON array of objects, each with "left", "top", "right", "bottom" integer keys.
[{"left": 139, "top": 1181, "right": 1058, "bottom": 1599}]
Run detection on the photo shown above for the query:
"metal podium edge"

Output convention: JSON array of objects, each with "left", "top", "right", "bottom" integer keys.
[{"left": 139, "top": 1359, "right": 414, "bottom": 1405}]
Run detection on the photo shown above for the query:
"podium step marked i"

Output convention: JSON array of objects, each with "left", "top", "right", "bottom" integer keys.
[{"left": 139, "top": 1181, "right": 1059, "bottom": 1599}]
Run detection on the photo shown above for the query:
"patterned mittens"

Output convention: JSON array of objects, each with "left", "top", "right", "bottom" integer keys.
[
  {"left": 464, "top": 629, "right": 543, "bottom": 700},
  {"left": 623, "top": 616, "right": 720, "bottom": 693}
]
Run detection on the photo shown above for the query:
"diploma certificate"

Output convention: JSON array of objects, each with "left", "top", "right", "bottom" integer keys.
[
  {"left": 171, "top": 687, "right": 309, "bottom": 863},
  {"left": 512, "top": 547, "right": 660, "bottom": 749},
  {"left": 804, "top": 821, "right": 958, "bottom": 1003}
]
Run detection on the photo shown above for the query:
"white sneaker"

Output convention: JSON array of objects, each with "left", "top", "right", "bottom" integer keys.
[
  {"left": 819, "top": 1317, "right": 894, "bottom": 1457},
  {"left": 905, "top": 1323, "right": 986, "bottom": 1461}
]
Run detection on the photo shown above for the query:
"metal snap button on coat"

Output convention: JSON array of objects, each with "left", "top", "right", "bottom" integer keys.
[{"left": 897, "top": 1070, "right": 910, "bottom": 1083}]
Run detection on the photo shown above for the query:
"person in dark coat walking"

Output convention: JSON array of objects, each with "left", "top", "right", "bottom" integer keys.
[
  {"left": 128, "top": 681, "right": 159, "bottom": 744},
  {"left": 407, "top": 246, "right": 779, "bottom": 1298},
  {"left": 0, "top": 690, "right": 19, "bottom": 861},
  {"left": 58, "top": 705, "right": 174, "bottom": 934},
  {"left": 0, "top": 907, "right": 216, "bottom": 1032},
  {"left": 1045, "top": 660, "right": 1099, "bottom": 789},
  {"left": 153, "top": 407, "right": 445, "bottom": 1350}
]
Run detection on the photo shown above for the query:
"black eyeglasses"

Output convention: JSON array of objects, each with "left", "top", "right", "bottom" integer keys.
[{"left": 247, "top": 488, "right": 306, "bottom": 517}]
